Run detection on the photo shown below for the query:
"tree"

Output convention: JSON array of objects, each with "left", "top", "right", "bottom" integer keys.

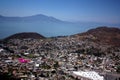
[
  {"left": 53, "top": 61, "right": 59, "bottom": 69},
  {"left": 116, "top": 65, "right": 120, "bottom": 73}
]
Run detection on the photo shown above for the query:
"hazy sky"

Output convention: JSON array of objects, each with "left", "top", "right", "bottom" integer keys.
[{"left": 0, "top": 0, "right": 120, "bottom": 23}]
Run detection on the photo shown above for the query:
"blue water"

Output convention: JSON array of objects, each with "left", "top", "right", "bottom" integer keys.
[{"left": 0, "top": 21, "right": 120, "bottom": 39}]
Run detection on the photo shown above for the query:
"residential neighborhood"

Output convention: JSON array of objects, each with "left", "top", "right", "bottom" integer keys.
[{"left": 0, "top": 31, "right": 120, "bottom": 80}]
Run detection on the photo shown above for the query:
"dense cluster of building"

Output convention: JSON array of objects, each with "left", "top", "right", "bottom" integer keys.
[{"left": 0, "top": 35, "right": 120, "bottom": 80}]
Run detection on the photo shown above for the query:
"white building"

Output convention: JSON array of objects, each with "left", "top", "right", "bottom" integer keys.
[
  {"left": 0, "top": 49, "right": 4, "bottom": 52},
  {"left": 73, "top": 71, "right": 104, "bottom": 80},
  {"left": 24, "top": 53, "right": 29, "bottom": 55}
]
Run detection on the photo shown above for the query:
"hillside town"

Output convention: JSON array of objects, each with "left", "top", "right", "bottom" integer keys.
[{"left": 0, "top": 27, "right": 120, "bottom": 80}]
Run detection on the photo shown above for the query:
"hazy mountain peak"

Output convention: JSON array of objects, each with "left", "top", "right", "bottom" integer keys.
[
  {"left": 0, "top": 15, "right": 4, "bottom": 18},
  {"left": 34, "top": 14, "right": 48, "bottom": 17},
  {"left": 0, "top": 14, "right": 63, "bottom": 23}
]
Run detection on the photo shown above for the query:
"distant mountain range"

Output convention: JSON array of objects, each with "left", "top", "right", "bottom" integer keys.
[
  {"left": 0, "top": 14, "right": 120, "bottom": 39},
  {"left": 0, "top": 14, "right": 76, "bottom": 39},
  {"left": 0, "top": 14, "right": 64, "bottom": 23}
]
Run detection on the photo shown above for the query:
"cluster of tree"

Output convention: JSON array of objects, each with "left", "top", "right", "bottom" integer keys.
[{"left": 0, "top": 73, "right": 20, "bottom": 80}]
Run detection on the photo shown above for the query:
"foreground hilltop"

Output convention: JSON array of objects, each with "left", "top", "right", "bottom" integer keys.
[
  {"left": 3, "top": 26, "right": 120, "bottom": 47},
  {"left": 74, "top": 27, "right": 120, "bottom": 47},
  {"left": 4, "top": 32, "right": 45, "bottom": 40}
]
